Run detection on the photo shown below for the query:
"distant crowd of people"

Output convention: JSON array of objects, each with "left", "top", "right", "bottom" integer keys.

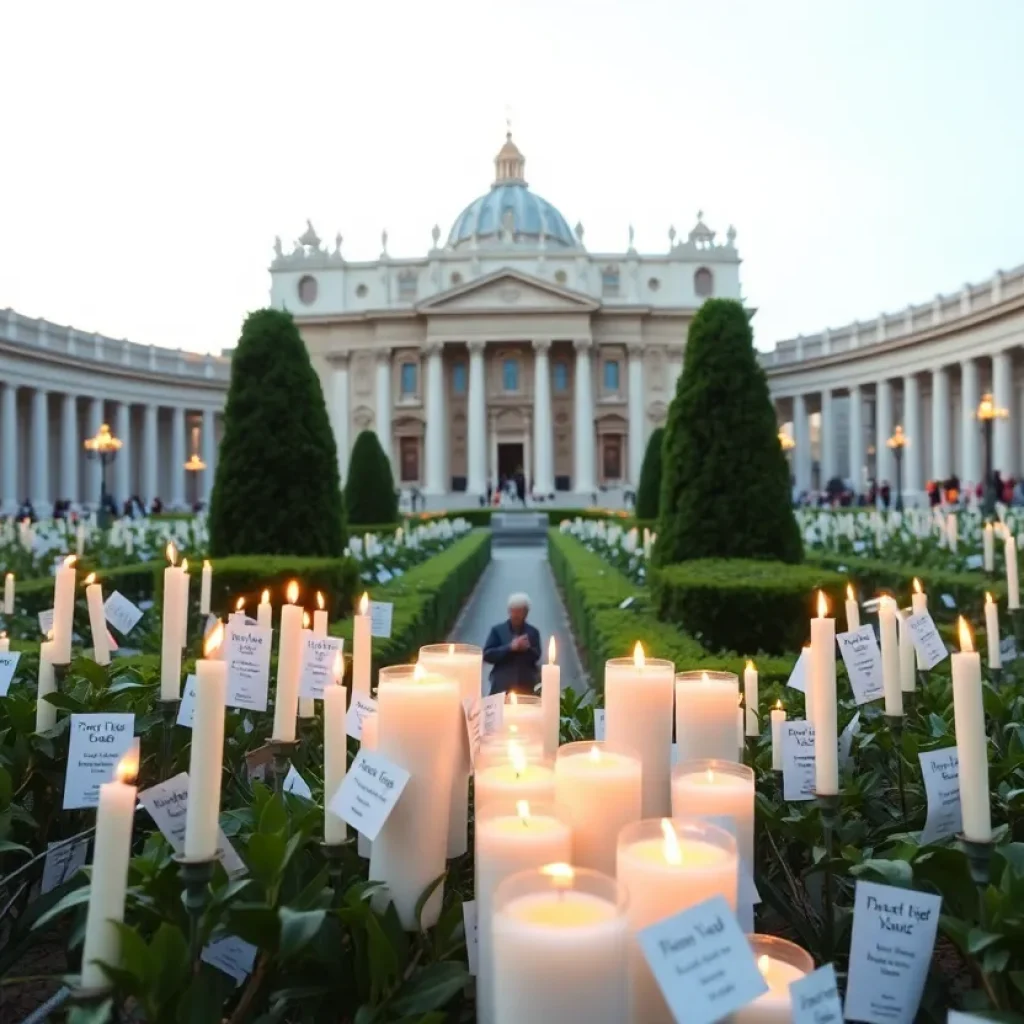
[
  {"left": 795, "top": 472, "right": 1024, "bottom": 509},
  {"left": 10, "top": 494, "right": 199, "bottom": 523}
]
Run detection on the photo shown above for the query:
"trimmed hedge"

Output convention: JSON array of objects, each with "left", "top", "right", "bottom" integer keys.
[
  {"left": 333, "top": 529, "right": 491, "bottom": 676},
  {"left": 635, "top": 426, "right": 665, "bottom": 521},
  {"left": 548, "top": 530, "right": 796, "bottom": 691},
  {"left": 651, "top": 559, "right": 847, "bottom": 655},
  {"left": 346, "top": 430, "right": 399, "bottom": 527}
]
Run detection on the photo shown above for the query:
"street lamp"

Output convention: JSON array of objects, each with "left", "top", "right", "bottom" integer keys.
[
  {"left": 84, "top": 423, "right": 122, "bottom": 526},
  {"left": 184, "top": 453, "right": 207, "bottom": 510},
  {"left": 887, "top": 425, "right": 907, "bottom": 512},
  {"left": 778, "top": 429, "right": 795, "bottom": 486},
  {"left": 977, "top": 392, "right": 1008, "bottom": 517}
]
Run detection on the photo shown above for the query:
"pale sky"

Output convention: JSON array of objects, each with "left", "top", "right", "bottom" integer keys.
[{"left": 2, "top": 1, "right": 1022, "bottom": 354}]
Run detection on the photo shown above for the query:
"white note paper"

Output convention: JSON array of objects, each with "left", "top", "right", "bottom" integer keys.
[
  {"left": 906, "top": 612, "right": 949, "bottom": 670},
  {"left": 298, "top": 635, "right": 344, "bottom": 700},
  {"left": 940, "top": 593, "right": 957, "bottom": 609},
  {"left": 1000, "top": 635, "right": 1018, "bottom": 664},
  {"left": 225, "top": 624, "right": 272, "bottom": 711},
  {"left": 284, "top": 765, "right": 313, "bottom": 801},
  {"left": 462, "top": 899, "right": 479, "bottom": 976},
  {"left": 790, "top": 963, "right": 843, "bottom": 1024},
  {"left": 329, "top": 749, "right": 410, "bottom": 841},
  {"left": 177, "top": 674, "right": 198, "bottom": 727},
  {"left": 965, "top": 554, "right": 983, "bottom": 570},
  {"left": 40, "top": 837, "right": 90, "bottom": 894},
  {"left": 462, "top": 693, "right": 504, "bottom": 767},
  {"left": 63, "top": 713, "right": 136, "bottom": 809},
  {"left": 836, "top": 626, "right": 884, "bottom": 705},
  {"left": 38, "top": 608, "right": 54, "bottom": 636},
  {"left": 346, "top": 694, "right": 379, "bottom": 740},
  {"left": 782, "top": 720, "right": 816, "bottom": 801},
  {"left": 103, "top": 591, "right": 144, "bottom": 635},
  {"left": 787, "top": 648, "right": 809, "bottom": 693},
  {"left": 594, "top": 707, "right": 606, "bottom": 740},
  {"left": 918, "top": 747, "right": 962, "bottom": 845},
  {"left": 0, "top": 651, "right": 22, "bottom": 696},
  {"left": 201, "top": 935, "right": 258, "bottom": 985},
  {"left": 839, "top": 711, "right": 862, "bottom": 770},
  {"left": 369, "top": 601, "right": 393, "bottom": 638}
]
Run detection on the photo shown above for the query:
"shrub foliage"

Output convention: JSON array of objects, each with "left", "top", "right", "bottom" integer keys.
[
  {"left": 635, "top": 426, "right": 665, "bottom": 521},
  {"left": 346, "top": 430, "right": 399, "bottom": 526}
]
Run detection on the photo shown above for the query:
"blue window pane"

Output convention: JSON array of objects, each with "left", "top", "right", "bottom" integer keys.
[
  {"left": 453, "top": 363, "right": 467, "bottom": 394},
  {"left": 401, "top": 363, "right": 418, "bottom": 396},
  {"left": 503, "top": 358, "right": 520, "bottom": 391},
  {"left": 604, "top": 360, "right": 620, "bottom": 391},
  {"left": 553, "top": 361, "right": 568, "bottom": 392}
]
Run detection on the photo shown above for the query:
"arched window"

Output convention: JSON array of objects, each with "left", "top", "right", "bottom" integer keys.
[
  {"left": 694, "top": 267, "right": 714, "bottom": 298},
  {"left": 297, "top": 275, "right": 318, "bottom": 305}
]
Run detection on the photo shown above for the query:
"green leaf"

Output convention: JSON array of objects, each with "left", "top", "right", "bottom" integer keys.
[
  {"left": 258, "top": 791, "right": 288, "bottom": 835},
  {"left": 149, "top": 923, "right": 190, "bottom": 1006},
  {"left": 414, "top": 871, "right": 447, "bottom": 933},
  {"left": 68, "top": 999, "right": 115, "bottom": 1024},
  {"left": 246, "top": 831, "right": 287, "bottom": 888},
  {"left": 31, "top": 885, "right": 91, "bottom": 931},
  {"left": 967, "top": 927, "right": 1003, "bottom": 954},
  {"left": 43, "top": 692, "right": 88, "bottom": 712},
  {"left": 984, "top": 945, "right": 1011, "bottom": 974},
  {"left": 851, "top": 858, "right": 913, "bottom": 888},
  {"left": 366, "top": 911, "right": 400, "bottom": 1000},
  {"left": 389, "top": 961, "right": 471, "bottom": 1015},
  {"left": 175, "top": 967, "right": 238, "bottom": 1024},
  {"left": 0, "top": 838, "right": 31, "bottom": 856},
  {"left": 278, "top": 907, "right": 326, "bottom": 960}
]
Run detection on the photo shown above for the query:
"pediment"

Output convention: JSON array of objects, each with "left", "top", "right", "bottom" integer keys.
[{"left": 418, "top": 269, "right": 599, "bottom": 314}]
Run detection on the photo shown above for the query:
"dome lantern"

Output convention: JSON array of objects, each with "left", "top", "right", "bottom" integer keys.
[{"left": 493, "top": 132, "right": 526, "bottom": 186}]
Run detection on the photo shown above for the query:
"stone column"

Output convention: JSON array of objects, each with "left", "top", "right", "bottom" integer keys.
[
  {"left": 961, "top": 357, "right": 979, "bottom": 485},
  {"left": 115, "top": 401, "right": 131, "bottom": 508},
  {"left": 573, "top": 339, "right": 596, "bottom": 494},
  {"left": 931, "top": 366, "right": 950, "bottom": 480},
  {"left": 32, "top": 389, "right": 50, "bottom": 512},
  {"left": 170, "top": 406, "right": 186, "bottom": 508},
  {"left": 903, "top": 373, "right": 921, "bottom": 501},
  {"left": 60, "top": 392, "right": 77, "bottom": 504},
  {"left": 424, "top": 342, "right": 446, "bottom": 495},
  {"left": 202, "top": 408, "right": 216, "bottom": 504},
  {"left": 876, "top": 379, "right": 893, "bottom": 485},
  {"left": 993, "top": 350, "right": 1013, "bottom": 474},
  {"left": 532, "top": 339, "right": 554, "bottom": 495},
  {"left": 143, "top": 404, "right": 158, "bottom": 505},
  {"left": 1, "top": 383, "right": 18, "bottom": 513},
  {"left": 467, "top": 342, "right": 487, "bottom": 496},
  {"left": 375, "top": 349, "right": 392, "bottom": 463},
  {"left": 820, "top": 389, "right": 835, "bottom": 484},
  {"left": 848, "top": 385, "right": 864, "bottom": 490},
  {"left": 627, "top": 344, "right": 645, "bottom": 486},
  {"left": 330, "top": 356, "right": 350, "bottom": 485},
  {"left": 792, "top": 394, "right": 811, "bottom": 493}
]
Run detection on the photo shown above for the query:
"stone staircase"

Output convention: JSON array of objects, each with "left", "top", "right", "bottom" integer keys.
[{"left": 490, "top": 512, "right": 549, "bottom": 547}]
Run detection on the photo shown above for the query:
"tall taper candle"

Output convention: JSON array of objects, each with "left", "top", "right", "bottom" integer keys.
[
  {"left": 36, "top": 639, "right": 57, "bottom": 732},
  {"left": 3, "top": 572, "right": 13, "bottom": 615},
  {"left": 810, "top": 591, "right": 838, "bottom": 795},
  {"left": 313, "top": 591, "right": 329, "bottom": 636},
  {"left": 0, "top": 632, "right": 7, "bottom": 653},
  {"left": 184, "top": 623, "right": 227, "bottom": 860},
  {"left": 353, "top": 592, "right": 372, "bottom": 695},
  {"left": 983, "top": 522, "right": 995, "bottom": 572},
  {"left": 743, "top": 660, "right": 759, "bottom": 737},
  {"left": 323, "top": 654, "right": 347, "bottom": 843},
  {"left": 985, "top": 592, "right": 1002, "bottom": 671},
  {"left": 952, "top": 618, "right": 992, "bottom": 841},
  {"left": 770, "top": 701, "right": 786, "bottom": 770},
  {"left": 272, "top": 581, "right": 303, "bottom": 742},
  {"left": 199, "top": 560, "right": 212, "bottom": 615},
  {"left": 298, "top": 615, "right": 315, "bottom": 719},
  {"left": 84, "top": 573, "right": 110, "bottom": 666},
  {"left": 51, "top": 554, "right": 76, "bottom": 664},
  {"left": 1007, "top": 536, "right": 1020, "bottom": 610},
  {"left": 899, "top": 609, "right": 917, "bottom": 694},
  {"left": 541, "top": 636, "right": 560, "bottom": 757},
  {"left": 845, "top": 583, "right": 860, "bottom": 631},
  {"left": 257, "top": 589, "right": 272, "bottom": 631},
  {"left": 178, "top": 559, "right": 191, "bottom": 647},
  {"left": 160, "top": 544, "right": 183, "bottom": 700},
  {"left": 879, "top": 596, "right": 903, "bottom": 716}
]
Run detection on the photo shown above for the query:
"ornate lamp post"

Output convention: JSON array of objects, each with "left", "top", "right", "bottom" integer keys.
[
  {"left": 977, "top": 393, "right": 1008, "bottom": 517},
  {"left": 184, "top": 453, "right": 207, "bottom": 510},
  {"left": 84, "top": 423, "right": 123, "bottom": 526},
  {"left": 778, "top": 429, "right": 795, "bottom": 484},
  {"left": 887, "top": 425, "right": 907, "bottom": 512}
]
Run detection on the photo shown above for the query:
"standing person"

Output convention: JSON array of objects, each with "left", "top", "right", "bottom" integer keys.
[{"left": 482, "top": 593, "right": 541, "bottom": 695}]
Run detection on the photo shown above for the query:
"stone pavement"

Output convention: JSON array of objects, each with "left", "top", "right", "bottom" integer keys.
[{"left": 448, "top": 542, "right": 588, "bottom": 696}]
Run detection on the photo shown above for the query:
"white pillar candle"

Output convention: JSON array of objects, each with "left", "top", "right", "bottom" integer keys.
[
  {"left": 323, "top": 658, "right": 347, "bottom": 844},
  {"left": 541, "top": 636, "right": 560, "bottom": 757},
  {"left": 84, "top": 573, "right": 110, "bottom": 666},
  {"left": 985, "top": 592, "right": 1002, "bottom": 670},
  {"left": 845, "top": 583, "right": 860, "bottom": 631},
  {"left": 605, "top": 645, "right": 674, "bottom": 817},
  {"left": 743, "top": 660, "right": 759, "bottom": 737},
  {"left": 184, "top": 622, "right": 227, "bottom": 860},
  {"left": 160, "top": 545, "right": 183, "bottom": 700},
  {"left": 3, "top": 572, "right": 13, "bottom": 615},
  {"left": 899, "top": 609, "right": 917, "bottom": 693},
  {"left": 879, "top": 596, "right": 903, "bottom": 716},
  {"left": 80, "top": 751, "right": 138, "bottom": 990},
  {"left": 770, "top": 701, "right": 786, "bottom": 770},
  {"left": 671, "top": 760, "right": 755, "bottom": 877},
  {"left": 370, "top": 664, "right": 460, "bottom": 928},
  {"left": 178, "top": 559, "right": 191, "bottom": 647},
  {"left": 554, "top": 741, "right": 642, "bottom": 874},
  {"left": 984, "top": 522, "right": 995, "bottom": 572},
  {"left": 1007, "top": 536, "right": 1020, "bottom": 610},
  {"left": 51, "top": 554, "right": 77, "bottom": 664},
  {"left": 476, "top": 744, "right": 556, "bottom": 809},
  {"left": 617, "top": 818, "right": 738, "bottom": 1024},
  {"left": 476, "top": 802, "right": 573, "bottom": 1024},
  {"left": 36, "top": 639, "right": 57, "bottom": 732},
  {"left": 352, "top": 592, "right": 372, "bottom": 694},
  {"left": 199, "top": 560, "right": 212, "bottom": 616},
  {"left": 675, "top": 670, "right": 740, "bottom": 763},
  {"left": 733, "top": 934, "right": 814, "bottom": 1024},
  {"left": 419, "top": 642, "right": 483, "bottom": 858},
  {"left": 76, "top": 522, "right": 86, "bottom": 557},
  {"left": 493, "top": 867, "right": 629, "bottom": 1024},
  {"left": 357, "top": 710, "right": 378, "bottom": 858},
  {"left": 228, "top": 597, "right": 246, "bottom": 630},
  {"left": 952, "top": 618, "right": 992, "bottom": 841},
  {"left": 911, "top": 578, "right": 928, "bottom": 672},
  {"left": 271, "top": 582, "right": 303, "bottom": 742},
  {"left": 0, "top": 632, "right": 7, "bottom": 653},
  {"left": 257, "top": 589, "right": 272, "bottom": 632},
  {"left": 479, "top": 730, "right": 545, "bottom": 766},
  {"left": 504, "top": 692, "right": 544, "bottom": 740},
  {"left": 314, "top": 591, "right": 329, "bottom": 636}
]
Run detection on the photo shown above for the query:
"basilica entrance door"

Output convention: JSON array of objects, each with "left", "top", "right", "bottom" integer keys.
[{"left": 497, "top": 442, "right": 524, "bottom": 483}]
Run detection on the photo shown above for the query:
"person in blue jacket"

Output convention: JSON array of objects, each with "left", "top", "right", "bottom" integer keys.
[{"left": 482, "top": 592, "right": 541, "bottom": 695}]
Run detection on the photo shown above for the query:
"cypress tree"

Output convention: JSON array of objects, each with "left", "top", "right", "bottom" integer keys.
[
  {"left": 655, "top": 299, "right": 801, "bottom": 565},
  {"left": 208, "top": 308, "right": 345, "bottom": 557},
  {"left": 345, "top": 430, "right": 399, "bottom": 526},
  {"left": 635, "top": 426, "right": 665, "bottom": 521}
]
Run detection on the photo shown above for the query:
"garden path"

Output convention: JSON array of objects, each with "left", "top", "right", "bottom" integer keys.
[{"left": 449, "top": 543, "right": 588, "bottom": 694}]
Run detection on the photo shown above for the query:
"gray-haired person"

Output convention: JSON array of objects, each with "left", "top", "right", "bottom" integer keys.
[{"left": 482, "top": 592, "right": 542, "bottom": 695}]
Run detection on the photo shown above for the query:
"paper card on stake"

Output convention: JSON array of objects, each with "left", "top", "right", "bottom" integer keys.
[
  {"left": 786, "top": 648, "right": 809, "bottom": 693},
  {"left": 63, "top": 713, "right": 136, "bottom": 809},
  {"left": 225, "top": 624, "right": 272, "bottom": 711},
  {"left": 369, "top": 601, "right": 393, "bottom": 638},
  {"left": 948, "top": 1013, "right": 989, "bottom": 1024},
  {"left": 853, "top": 540, "right": 867, "bottom": 553},
  {"left": 40, "top": 837, "right": 90, "bottom": 894},
  {"left": 782, "top": 720, "right": 816, "bottom": 801},
  {"left": 298, "top": 635, "right": 344, "bottom": 700},
  {"left": 594, "top": 707, "right": 606, "bottom": 740},
  {"left": 462, "top": 693, "right": 504, "bottom": 767},
  {"left": 1001, "top": 635, "right": 1018, "bottom": 663},
  {"left": 329, "top": 749, "right": 410, "bottom": 841},
  {"left": 375, "top": 568, "right": 393, "bottom": 584},
  {"left": 38, "top": 608, "right": 54, "bottom": 636},
  {"left": 940, "top": 593, "right": 957, "bottom": 609},
  {"left": 201, "top": 935, "right": 258, "bottom": 986},
  {"left": 839, "top": 711, "right": 862, "bottom": 770},
  {"left": 836, "top": 625, "right": 885, "bottom": 705},
  {"left": 284, "top": 765, "right": 313, "bottom": 801},
  {"left": 618, "top": 596, "right": 635, "bottom": 610},
  {"left": 918, "top": 747, "right": 962, "bottom": 845},
  {"left": 906, "top": 612, "right": 949, "bottom": 670},
  {"left": 845, "top": 880, "right": 941, "bottom": 1024},
  {"left": 177, "top": 674, "right": 198, "bottom": 728},
  {"left": 462, "top": 899, "right": 479, "bottom": 976},
  {"left": 137, "top": 773, "right": 247, "bottom": 877},
  {"left": 346, "top": 694, "right": 378, "bottom": 740},
  {"left": 0, "top": 651, "right": 22, "bottom": 696},
  {"left": 790, "top": 963, "right": 843, "bottom": 1024},
  {"left": 965, "top": 554, "right": 984, "bottom": 570},
  {"left": 103, "top": 591, "right": 143, "bottom": 635},
  {"left": 637, "top": 894, "right": 767, "bottom": 1024}
]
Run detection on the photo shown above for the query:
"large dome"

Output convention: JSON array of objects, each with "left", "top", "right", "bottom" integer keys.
[{"left": 446, "top": 133, "right": 577, "bottom": 250}]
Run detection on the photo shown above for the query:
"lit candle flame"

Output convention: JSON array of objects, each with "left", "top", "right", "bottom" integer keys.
[
  {"left": 633, "top": 641, "right": 645, "bottom": 668},
  {"left": 115, "top": 749, "right": 139, "bottom": 784},
  {"left": 913, "top": 577, "right": 923, "bottom": 595},
  {"left": 758, "top": 955, "right": 770, "bottom": 978},
  {"left": 986, "top": 591, "right": 994, "bottom": 606},
  {"left": 413, "top": 663, "right": 426, "bottom": 682},
  {"left": 166, "top": 542, "right": 177, "bottom": 566},
  {"left": 317, "top": 591, "right": 325, "bottom": 610},
  {"left": 235, "top": 597, "right": 245, "bottom": 612},
  {"left": 302, "top": 611, "right": 310, "bottom": 628},
  {"left": 517, "top": 799, "right": 530, "bottom": 824},
  {"left": 816, "top": 590, "right": 828, "bottom": 618},
  {"left": 63, "top": 554, "right": 77, "bottom": 569},
  {"left": 775, "top": 699, "right": 783, "bottom": 710},
  {"left": 359, "top": 592, "right": 369, "bottom": 615},
  {"left": 203, "top": 559, "right": 210, "bottom": 569},
  {"left": 509, "top": 741, "right": 527, "bottom": 777},
  {"left": 541, "top": 863, "right": 575, "bottom": 888},
  {"left": 661, "top": 819, "right": 682, "bottom": 866},
  {"left": 706, "top": 767, "right": 715, "bottom": 783},
  {"left": 181, "top": 558, "right": 188, "bottom": 573},
  {"left": 287, "top": 580, "right": 299, "bottom": 604},
  {"left": 745, "top": 659, "right": 755, "bottom": 672},
  {"left": 548, "top": 635, "right": 557, "bottom": 665},
  {"left": 589, "top": 744, "right": 601, "bottom": 763},
  {"left": 260, "top": 589, "right": 270, "bottom": 604},
  {"left": 846, "top": 583, "right": 855, "bottom": 601},
  {"left": 958, "top": 616, "right": 974, "bottom": 653},
  {"left": 205, "top": 620, "right": 225, "bottom": 657},
  {"left": 84, "top": 572, "right": 96, "bottom": 586}
]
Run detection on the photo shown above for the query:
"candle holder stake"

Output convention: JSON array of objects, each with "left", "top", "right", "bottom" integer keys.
[
  {"left": 885, "top": 714, "right": 908, "bottom": 822},
  {"left": 156, "top": 698, "right": 180, "bottom": 778},
  {"left": 902, "top": 691, "right": 916, "bottom": 716},
  {"left": 989, "top": 667, "right": 1004, "bottom": 687},
  {"left": 176, "top": 855, "right": 217, "bottom": 966},
  {"left": 320, "top": 840, "right": 352, "bottom": 901},
  {"left": 958, "top": 834, "right": 995, "bottom": 891},
  {"left": 53, "top": 662, "right": 71, "bottom": 691},
  {"left": 744, "top": 735, "right": 759, "bottom": 767},
  {"left": 270, "top": 740, "right": 299, "bottom": 794},
  {"left": 67, "top": 984, "right": 116, "bottom": 1017},
  {"left": 1012, "top": 608, "right": 1024, "bottom": 651},
  {"left": 815, "top": 792, "right": 841, "bottom": 963}
]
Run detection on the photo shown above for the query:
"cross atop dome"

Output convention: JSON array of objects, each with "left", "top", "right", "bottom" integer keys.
[{"left": 494, "top": 131, "right": 526, "bottom": 187}]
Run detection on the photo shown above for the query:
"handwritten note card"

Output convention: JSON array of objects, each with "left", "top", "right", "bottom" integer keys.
[
  {"left": 463, "top": 899, "right": 479, "bottom": 976},
  {"left": 201, "top": 935, "right": 258, "bottom": 985},
  {"left": 369, "top": 601, "right": 393, "bottom": 638},
  {"left": 64, "top": 713, "right": 136, "bottom": 809},
  {"left": 103, "top": 591, "right": 143, "bottom": 635},
  {"left": 906, "top": 612, "right": 949, "bottom": 670},
  {"left": 462, "top": 693, "right": 505, "bottom": 766},
  {"left": 283, "top": 765, "right": 313, "bottom": 801},
  {"left": 594, "top": 708, "right": 606, "bottom": 740},
  {"left": 790, "top": 963, "right": 843, "bottom": 1024},
  {"left": 0, "top": 651, "right": 21, "bottom": 696},
  {"left": 225, "top": 624, "right": 272, "bottom": 711},
  {"left": 346, "top": 695, "right": 378, "bottom": 740},
  {"left": 298, "top": 635, "right": 344, "bottom": 700},
  {"left": 329, "top": 749, "right": 410, "bottom": 841},
  {"left": 782, "top": 721, "right": 816, "bottom": 801},
  {"left": 38, "top": 608, "right": 54, "bottom": 636},
  {"left": 40, "top": 837, "right": 90, "bottom": 894},
  {"left": 836, "top": 626, "right": 884, "bottom": 705},
  {"left": 787, "top": 648, "right": 809, "bottom": 693},
  {"left": 177, "top": 674, "right": 198, "bottom": 727},
  {"left": 918, "top": 747, "right": 962, "bottom": 845}
]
